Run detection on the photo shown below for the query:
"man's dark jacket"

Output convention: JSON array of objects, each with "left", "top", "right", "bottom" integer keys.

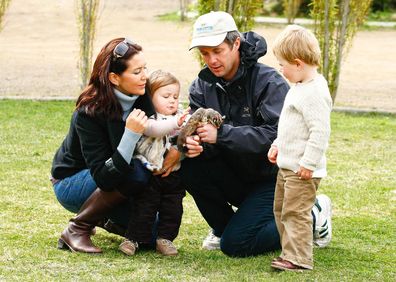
[
  {"left": 188, "top": 31, "right": 289, "bottom": 182},
  {"left": 51, "top": 95, "right": 154, "bottom": 191}
]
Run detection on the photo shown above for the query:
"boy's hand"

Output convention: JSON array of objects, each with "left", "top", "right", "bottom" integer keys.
[
  {"left": 267, "top": 145, "right": 278, "bottom": 164},
  {"left": 297, "top": 166, "right": 313, "bottom": 180}
]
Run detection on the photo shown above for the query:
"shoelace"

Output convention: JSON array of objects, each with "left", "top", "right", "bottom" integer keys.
[
  {"left": 122, "top": 240, "right": 138, "bottom": 249},
  {"left": 209, "top": 233, "right": 217, "bottom": 239},
  {"left": 206, "top": 230, "right": 220, "bottom": 240},
  {"left": 158, "top": 239, "right": 173, "bottom": 246}
]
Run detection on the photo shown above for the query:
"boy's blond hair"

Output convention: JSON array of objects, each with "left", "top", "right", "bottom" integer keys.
[
  {"left": 148, "top": 69, "right": 180, "bottom": 97},
  {"left": 272, "top": 25, "right": 321, "bottom": 66}
]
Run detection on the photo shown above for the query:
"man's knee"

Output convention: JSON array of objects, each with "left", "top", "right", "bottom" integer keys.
[
  {"left": 220, "top": 223, "right": 254, "bottom": 257},
  {"left": 220, "top": 220, "right": 281, "bottom": 257},
  {"left": 220, "top": 231, "right": 250, "bottom": 257}
]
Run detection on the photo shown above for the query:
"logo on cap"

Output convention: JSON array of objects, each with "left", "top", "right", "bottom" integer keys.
[{"left": 196, "top": 24, "right": 214, "bottom": 35}]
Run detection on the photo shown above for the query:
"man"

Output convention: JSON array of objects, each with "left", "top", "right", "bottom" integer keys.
[{"left": 180, "top": 11, "right": 332, "bottom": 257}]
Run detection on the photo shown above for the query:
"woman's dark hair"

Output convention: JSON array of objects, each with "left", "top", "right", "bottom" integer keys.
[{"left": 76, "top": 38, "right": 143, "bottom": 120}]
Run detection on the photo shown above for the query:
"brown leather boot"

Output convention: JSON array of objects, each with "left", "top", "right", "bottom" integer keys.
[{"left": 58, "top": 188, "right": 126, "bottom": 253}]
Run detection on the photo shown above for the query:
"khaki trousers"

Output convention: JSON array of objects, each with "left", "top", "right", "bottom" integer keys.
[{"left": 274, "top": 168, "right": 320, "bottom": 269}]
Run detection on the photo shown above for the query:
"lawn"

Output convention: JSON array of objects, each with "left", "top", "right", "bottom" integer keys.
[{"left": 0, "top": 100, "right": 395, "bottom": 281}]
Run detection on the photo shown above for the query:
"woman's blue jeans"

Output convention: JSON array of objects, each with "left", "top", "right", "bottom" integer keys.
[
  {"left": 53, "top": 159, "right": 151, "bottom": 227},
  {"left": 54, "top": 169, "right": 128, "bottom": 226}
]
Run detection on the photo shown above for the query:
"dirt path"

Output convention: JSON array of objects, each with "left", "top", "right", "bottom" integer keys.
[{"left": 0, "top": 0, "right": 395, "bottom": 112}]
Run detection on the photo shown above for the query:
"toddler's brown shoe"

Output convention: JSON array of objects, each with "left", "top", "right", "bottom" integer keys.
[
  {"left": 156, "top": 238, "right": 178, "bottom": 256},
  {"left": 119, "top": 239, "right": 138, "bottom": 256}
]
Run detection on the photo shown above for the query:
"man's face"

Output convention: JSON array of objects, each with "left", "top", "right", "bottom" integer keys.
[{"left": 198, "top": 38, "right": 240, "bottom": 81}]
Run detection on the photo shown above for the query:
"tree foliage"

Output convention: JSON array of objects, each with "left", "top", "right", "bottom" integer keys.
[
  {"left": 75, "top": 0, "right": 100, "bottom": 90},
  {"left": 197, "top": 0, "right": 261, "bottom": 32},
  {"left": 0, "top": 0, "right": 11, "bottom": 31},
  {"left": 311, "top": 0, "right": 372, "bottom": 102},
  {"left": 371, "top": 0, "right": 396, "bottom": 11}
]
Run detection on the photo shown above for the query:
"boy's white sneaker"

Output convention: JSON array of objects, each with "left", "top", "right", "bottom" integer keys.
[
  {"left": 202, "top": 229, "right": 221, "bottom": 250},
  {"left": 313, "top": 194, "right": 332, "bottom": 248}
]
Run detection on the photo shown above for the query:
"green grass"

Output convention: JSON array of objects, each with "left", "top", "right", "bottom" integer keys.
[
  {"left": 0, "top": 99, "right": 395, "bottom": 281},
  {"left": 368, "top": 11, "right": 396, "bottom": 22}
]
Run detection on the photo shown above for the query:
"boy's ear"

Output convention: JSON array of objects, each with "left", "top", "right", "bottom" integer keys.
[
  {"left": 109, "top": 72, "right": 120, "bottom": 86},
  {"left": 294, "top": 58, "right": 304, "bottom": 68}
]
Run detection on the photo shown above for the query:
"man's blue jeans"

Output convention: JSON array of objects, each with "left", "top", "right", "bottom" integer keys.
[{"left": 180, "top": 156, "right": 281, "bottom": 257}]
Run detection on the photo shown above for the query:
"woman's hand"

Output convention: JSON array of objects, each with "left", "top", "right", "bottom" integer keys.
[
  {"left": 153, "top": 147, "right": 181, "bottom": 177},
  {"left": 125, "top": 109, "right": 148, "bottom": 134}
]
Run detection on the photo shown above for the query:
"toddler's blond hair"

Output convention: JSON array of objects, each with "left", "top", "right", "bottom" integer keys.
[{"left": 272, "top": 25, "right": 321, "bottom": 66}]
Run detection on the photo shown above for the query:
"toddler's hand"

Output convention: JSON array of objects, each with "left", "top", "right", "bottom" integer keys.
[
  {"left": 267, "top": 145, "right": 278, "bottom": 164},
  {"left": 297, "top": 166, "right": 313, "bottom": 180},
  {"left": 177, "top": 107, "right": 191, "bottom": 127}
]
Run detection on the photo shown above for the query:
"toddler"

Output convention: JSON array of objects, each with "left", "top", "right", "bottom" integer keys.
[
  {"left": 120, "top": 70, "right": 188, "bottom": 256},
  {"left": 268, "top": 25, "right": 332, "bottom": 271}
]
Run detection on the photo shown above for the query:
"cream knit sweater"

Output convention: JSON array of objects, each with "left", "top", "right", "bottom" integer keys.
[{"left": 273, "top": 74, "right": 332, "bottom": 178}]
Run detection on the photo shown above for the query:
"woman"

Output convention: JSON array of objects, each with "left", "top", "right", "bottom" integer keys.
[{"left": 50, "top": 38, "right": 180, "bottom": 253}]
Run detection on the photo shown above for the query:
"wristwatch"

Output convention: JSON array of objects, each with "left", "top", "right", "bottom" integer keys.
[{"left": 105, "top": 158, "right": 120, "bottom": 174}]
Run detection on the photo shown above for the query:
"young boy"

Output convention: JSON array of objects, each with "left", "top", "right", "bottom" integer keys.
[{"left": 268, "top": 25, "right": 332, "bottom": 271}]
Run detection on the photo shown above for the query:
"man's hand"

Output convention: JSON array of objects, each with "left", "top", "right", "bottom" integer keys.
[
  {"left": 267, "top": 145, "right": 278, "bottom": 164},
  {"left": 196, "top": 123, "right": 217, "bottom": 144},
  {"left": 184, "top": 135, "right": 203, "bottom": 158}
]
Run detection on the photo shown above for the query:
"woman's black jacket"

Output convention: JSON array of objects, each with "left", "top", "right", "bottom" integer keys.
[{"left": 51, "top": 94, "right": 154, "bottom": 192}]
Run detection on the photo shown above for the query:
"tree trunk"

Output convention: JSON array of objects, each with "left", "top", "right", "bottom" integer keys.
[
  {"left": 333, "top": 0, "right": 350, "bottom": 101},
  {"left": 214, "top": 0, "right": 221, "bottom": 10},
  {"left": 0, "top": 0, "right": 12, "bottom": 31},
  {"left": 323, "top": 0, "right": 330, "bottom": 79},
  {"left": 228, "top": 0, "right": 234, "bottom": 14},
  {"left": 287, "top": 0, "right": 293, "bottom": 23},
  {"left": 179, "top": 0, "right": 187, "bottom": 21},
  {"left": 77, "top": 0, "right": 99, "bottom": 89}
]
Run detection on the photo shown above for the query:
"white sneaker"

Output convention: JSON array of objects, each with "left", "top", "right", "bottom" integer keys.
[
  {"left": 202, "top": 229, "right": 221, "bottom": 250},
  {"left": 313, "top": 194, "right": 332, "bottom": 248}
]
